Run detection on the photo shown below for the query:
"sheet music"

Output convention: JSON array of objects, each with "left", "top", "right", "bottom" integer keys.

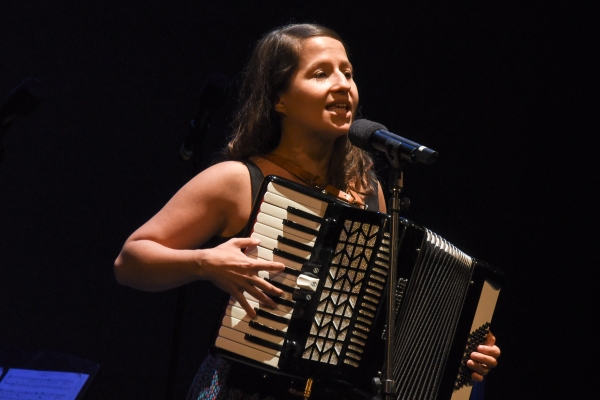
[{"left": 0, "top": 368, "right": 88, "bottom": 400}]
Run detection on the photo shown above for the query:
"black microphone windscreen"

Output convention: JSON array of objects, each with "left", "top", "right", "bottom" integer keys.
[{"left": 348, "top": 119, "right": 387, "bottom": 151}]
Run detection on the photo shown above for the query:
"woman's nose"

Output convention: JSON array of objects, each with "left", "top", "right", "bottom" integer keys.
[{"left": 331, "top": 71, "right": 351, "bottom": 91}]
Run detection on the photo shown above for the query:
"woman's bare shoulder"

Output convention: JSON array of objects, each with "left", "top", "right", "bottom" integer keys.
[
  {"left": 184, "top": 161, "right": 253, "bottom": 237},
  {"left": 129, "top": 161, "right": 252, "bottom": 247},
  {"left": 184, "top": 161, "right": 251, "bottom": 197}
]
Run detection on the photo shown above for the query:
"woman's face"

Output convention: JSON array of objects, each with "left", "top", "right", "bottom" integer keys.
[{"left": 275, "top": 36, "right": 359, "bottom": 142}]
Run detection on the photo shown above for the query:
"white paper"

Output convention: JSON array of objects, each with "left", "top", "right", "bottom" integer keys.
[{"left": 0, "top": 368, "right": 88, "bottom": 400}]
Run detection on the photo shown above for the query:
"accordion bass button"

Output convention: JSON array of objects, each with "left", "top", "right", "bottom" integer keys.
[
  {"left": 283, "top": 340, "right": 300, "bottom": 358},
  {"left": 297, "top": 274, "right": 319, "bottom": 291},
  {"left": 371, "top": 377, "right": 382, "bottom": 394},
  {"left": 292, "top": 289, "right": 313, "bottom": 302}
]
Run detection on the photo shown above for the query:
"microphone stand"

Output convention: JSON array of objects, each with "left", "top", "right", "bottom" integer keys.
[
  {"left": 373, "top": 137, "right": 413, "bottom": 400},
  {"left": 381, "top": 163, "right": 405, "bottom": 400}
]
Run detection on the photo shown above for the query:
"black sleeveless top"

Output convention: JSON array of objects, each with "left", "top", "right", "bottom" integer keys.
[{"left": 205, "top": 160, "right": 380, "bottom": 248}]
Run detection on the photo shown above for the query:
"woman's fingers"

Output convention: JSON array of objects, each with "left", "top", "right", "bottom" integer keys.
[
  {"left": 249, "top": 274, "right": 284, "bottom": 296},
  {"left": 211, "top": 237, "right": 288, "bottom": 315},
  {"left": 227, "top": 237, "right": 261, "bottom": 249},
  {"left": 230, "top": 280, "right": 280, "bottom": 319},
  {"left": 247, "top": 258, "right": 286, "bottom": 275},
  {"left": 219, "top": 238, "right": 285, "bottom": 273},
  {"left": 245, "top": 284, "right": 280, "bottom": 308},
  {"left": 254, "top": 261, "right": 286, "bottom": 272},
  {"left": 471, "top": 347, "right": 499, "bottom": 368},
  {"left": 231, "top": 291, "right": 258, "bottom": 319},
  {"left": 467, "top": 359, "right": 490, "bottom": 382},
  {"left": 472, "top": 332, "right": 500, "bottom": 367},
  {"left": 467, "top": 331, "right": 500, "bottom": 381}
]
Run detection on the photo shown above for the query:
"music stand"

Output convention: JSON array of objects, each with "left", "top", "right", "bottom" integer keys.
[{"left": 0, "top": 347, "right": 99, "bottom": 400}]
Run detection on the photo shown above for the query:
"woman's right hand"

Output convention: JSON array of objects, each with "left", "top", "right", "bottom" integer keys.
[{"left": 198, "top": 237, "right": 286, "bottom": 319}]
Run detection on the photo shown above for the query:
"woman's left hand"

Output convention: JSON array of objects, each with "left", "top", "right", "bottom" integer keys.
[{"left": 467, "top": 331, "right": 500, "bottom": 382}]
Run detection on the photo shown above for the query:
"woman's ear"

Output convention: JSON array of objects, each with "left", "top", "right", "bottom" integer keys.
[{"left": 274, "top": 97, "right": 286, "bottom": 115}]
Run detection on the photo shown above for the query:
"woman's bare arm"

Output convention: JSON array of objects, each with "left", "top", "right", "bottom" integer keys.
[{"left": 113, "top": 161, "right": 284, "bottom": 317}]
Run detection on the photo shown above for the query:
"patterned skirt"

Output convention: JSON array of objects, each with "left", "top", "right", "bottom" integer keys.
[{"left": 186, "top": 354, "right": 278, "bottom": 400}]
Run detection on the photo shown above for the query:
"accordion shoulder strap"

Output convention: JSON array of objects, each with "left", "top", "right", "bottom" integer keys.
[{"left": 242, "top": 159, "right": 264, "bottom": 206}]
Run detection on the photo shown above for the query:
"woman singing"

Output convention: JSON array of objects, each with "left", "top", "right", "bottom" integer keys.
[{"left": 114, "top": 23, "right": 500, "bottom": 400}]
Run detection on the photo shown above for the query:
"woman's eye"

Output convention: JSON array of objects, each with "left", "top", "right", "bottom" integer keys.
[
  {"left": 344, "top": 71, "right": 353, "bottom": 79},
  {"left": 315, "top": 71, "right": 327, "bottom": 79}
]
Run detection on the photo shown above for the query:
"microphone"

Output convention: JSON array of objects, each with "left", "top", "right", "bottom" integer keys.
[
  {"left": 1, "top": 77, "right": 47, "bottom": 137},
  {"left": 348, "top": 119, "right": 438, "bottom": 165},
  {"left": 179, "top": 73, "right": 229, "bottom": 161}
]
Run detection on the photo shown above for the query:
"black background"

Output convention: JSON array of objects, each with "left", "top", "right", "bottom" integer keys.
[{"left": 1, "top": 1, "right": 597, "bottom": 399}]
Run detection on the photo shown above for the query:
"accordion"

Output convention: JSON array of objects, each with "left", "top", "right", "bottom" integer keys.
[{"left": 212, "top": 175, "right": 503, "bottom": 400}]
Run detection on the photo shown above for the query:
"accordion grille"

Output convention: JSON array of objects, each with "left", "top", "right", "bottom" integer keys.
[
  {"left": 302, "top": 219, "right": 387, "bottom": 367},
  {"left": 393, "top": 229, "right": 473, "bottom": 400}
]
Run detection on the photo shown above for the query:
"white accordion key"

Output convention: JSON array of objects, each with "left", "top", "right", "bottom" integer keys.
[
  {"left": 250, "top": 232, "right": 278, "bottom": 251},
  {"left": 246, "top": 246, "right": 303, "bottom": 271},
  {"left": 220, "top": 314, "right": 285, "bottom": 344},
  {"left": 266, "top": 182, "right": 328, "bottom": 215},
  {"left": 218, "top": 326, "right": 281, "bottom": 357},
  {"left": 296, "top": 274, "right": 319, "bottom": 292},
  {"left": 226, "top": 305, "right": 289, "bottom": 332},
  {"left": 258, "top": 270, "right": 298, "bottom": 289},
  {"left": 253, "top": 222, "right": 315, "bottom": 246},
  {"left": 230, "top": 297, "right": 294, "bottom": 316},
  {"left": 259, "top": 202, "right": 321, "bottom": 231},
  {"left": 255, "top": 213, "right": 318, "bottom": 244},
  {"left": 214, "top": 336, "right": 280, "bottom": 368},
  {"left": 251, "top": 232, "right": 311, "bottom": 260}
]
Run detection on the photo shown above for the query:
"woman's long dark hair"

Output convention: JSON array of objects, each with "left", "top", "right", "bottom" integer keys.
[{"left": 226, "top": 23, "right": 375, "bottom": 194}]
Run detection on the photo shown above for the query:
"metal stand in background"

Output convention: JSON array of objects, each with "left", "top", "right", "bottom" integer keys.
[
  {"left": 164, "top": 144, "right": 207, "bottom": 400},
  {"left": 165, "top": 120, "right": 208, "bottom": 400},
  {"left": 165, "top": 119, "right": 210, "bottom": 400},
  {"left": 165, "top": 75, "right": 230, "bottom": 400}
]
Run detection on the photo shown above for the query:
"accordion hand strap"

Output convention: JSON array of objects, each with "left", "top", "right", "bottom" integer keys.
[{"left": 261, "top": 153, "right": 366, "bottom": 208}]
